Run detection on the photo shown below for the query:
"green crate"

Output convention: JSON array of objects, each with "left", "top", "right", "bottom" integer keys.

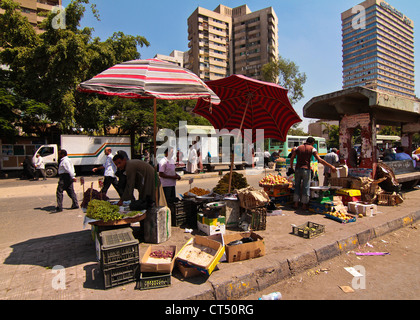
[
  {"left": 136, "top": 272, "right": 171, "bottom": 291},
  {"left": 292, "top": 221, "right": 325, "bottom": 239}
]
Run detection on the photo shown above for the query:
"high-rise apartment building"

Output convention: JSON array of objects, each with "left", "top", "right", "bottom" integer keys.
[
  {"left": 342, "top": 0, "right": 415, "bottom": 98},
  {"left": 0, "top": 0, "right": 62, "bottom": 33},
  {"left": 186, "top": 4, "right": 278, "bottom": 81},
  {"left": 232, "top": 6, "right": 278, "bottom": 79}
]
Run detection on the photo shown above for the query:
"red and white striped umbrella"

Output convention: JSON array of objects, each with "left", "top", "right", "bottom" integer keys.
[
  {"left": 78, "top": 59, "right": 221, "bottom": 202},
  {"left": 77, "top": 58, "right": 220, "bottom": 104}
]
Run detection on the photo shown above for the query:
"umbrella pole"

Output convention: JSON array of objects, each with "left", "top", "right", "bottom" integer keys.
[
  {"left": 228, "top": 99, "right": 250, "bottom": 194},
  {"left": 154, "top": 98, "right": 158, "bottom": 204}
]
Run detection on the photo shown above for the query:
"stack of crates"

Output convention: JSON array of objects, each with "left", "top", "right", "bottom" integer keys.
[
  {"left": 169, "top": 201, "right": 188, "bottom": 227},
  {"left": 169, "top": 199, "right": 198, "bottom": 228},
  {"left": 99, "top": 228, "right": 140, "bottom": 290}
]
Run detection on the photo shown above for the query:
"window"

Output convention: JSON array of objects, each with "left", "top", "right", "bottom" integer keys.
[
  {"left": 38, "top": 147, "right": 55, "bottom": 157},
  {"left": 13, "top": 146, "right": 25, "bottom": 156}
]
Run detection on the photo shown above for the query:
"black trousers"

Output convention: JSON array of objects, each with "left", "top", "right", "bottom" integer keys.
[
  {"left": 101, "top": 176, "right": 119, "bottom": 195},
  {"left": 163, "top": 186, "right": 176, "bottom": 205},
  {"left": 56, "top": 173, "right": 79, "bottom": 209}
]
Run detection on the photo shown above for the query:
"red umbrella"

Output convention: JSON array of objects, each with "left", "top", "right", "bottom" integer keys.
[
  {"left": 193, "top": 74, "right": 301, "bottom": 142},
  {"left": 193, "top": 74, "right": 302, "bottom": 192}
]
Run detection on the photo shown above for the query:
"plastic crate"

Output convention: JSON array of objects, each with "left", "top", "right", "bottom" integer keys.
[
  {"left": 325, "top": 213, "right": 357, "bottom": 224},
  {"left": 136, "top": 272, "right": 171, "bottom": 291},
  {"left": 100, "top": 228, "right": 139, "bottom": 270},
  {"left": 243, "top": 206, "right": 267, "bottom": 231},
  {"left": 103, "top": 262, "right": 139, "bottom": 290},
  {"left": 292, "top": 222, "right": 325, "bottom": 239},
  {"left": 169, "top": 201, "right": 188, "bottom": 227}
]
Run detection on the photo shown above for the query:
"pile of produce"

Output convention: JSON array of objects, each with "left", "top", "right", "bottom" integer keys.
[
  {"left": 150, "top": 250, "right": 174, "bottom": 259},
  {"left": 184, "top": 187, "right": 211, "bottom": 197},
  {"left": 327, "top": 211, "right": 355, "bottom": 223},
  {"left": 81, "top": 188, "right": 109, "bottom": 209},
  {"left": 86, "top": 200, "right": 122, "bottom": 222},
  {"left": 259, "top": 174, "right": 290, "bottom": 187},
  {"left": 213, "top": 172, "right": 248, "bottom": 195}
]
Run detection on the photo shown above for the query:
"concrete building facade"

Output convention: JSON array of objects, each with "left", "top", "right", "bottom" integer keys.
[
  {"left": 186, "top": 4, "right": 278, "bottom": 81},
  {"left": 342, "top": 0, "right": 415, "bottom": 99},
  {"left": 0, "top": 0, "right": 62, "bottom": 33},
  {"left": 154, "top": 50, "right": 185, "bottom": 68}
]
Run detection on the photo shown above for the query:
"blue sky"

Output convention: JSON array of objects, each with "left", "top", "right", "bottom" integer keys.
[{"left": 62, "top": 0, "right": 419, "bottom": 130}]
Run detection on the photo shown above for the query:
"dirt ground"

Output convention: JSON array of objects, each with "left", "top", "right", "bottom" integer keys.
[{"left": 244, "top": 221, "right": 420, "bottom": 300}]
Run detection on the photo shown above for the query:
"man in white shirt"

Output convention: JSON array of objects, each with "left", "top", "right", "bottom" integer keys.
[
  {"left": 187, "top": 143, "right": 198, "bottom": 174},
  {"left": 93, "top": 147, "right": 119, "bottom": 196},
  {"left": 54, "top": 149, "right": 79, "bottom": 213},
  {"left": 34, "top": 154, "right": 47, "bottom": 180},
  {"left": 159, "top": 147, "right": 181, "bottom": 204}
]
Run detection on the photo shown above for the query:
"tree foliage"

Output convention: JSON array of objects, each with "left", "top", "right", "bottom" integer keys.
[
  {"left": 261, "top": 55, "right": 307, "bottom": 105},
  {"left": 0, "top": 0, "right": 211, "bottom": 153},
  {"left": 0, "top": 0, "right": 150, "bottom": 135}
]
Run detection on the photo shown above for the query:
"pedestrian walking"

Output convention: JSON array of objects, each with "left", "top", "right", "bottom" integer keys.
[
  {"left": 54, "top": 150, "right": 79, "bottom": 213},
  {"left": 34, "top": 154, "right": 47, "bottom": 180},
  {"left": 290, "top": 137, "right": 336, "bottom": 210},
  {"left": 92, "top": 147, "right": 118, "bottom": 196},
  {"left": 20, "top": 156, "right": 35, "bottom": 180},
  {"left": 323, "top": 148, "right": 339, "bottom": 186}
]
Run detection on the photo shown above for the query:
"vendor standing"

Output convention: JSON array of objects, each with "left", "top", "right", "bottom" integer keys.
[
  {"left": 290, "top": 137, "right": 337, "bottom": 210},
  {"left": 159, "top": 147, "right": 181, "bottom": 204},
  {"left": 113, "top": 154, "right": 166, "bottom": 207}
]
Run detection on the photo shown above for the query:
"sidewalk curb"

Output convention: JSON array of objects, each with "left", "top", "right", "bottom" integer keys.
[{"left": 185, "top": 210, "right": 420, "bottom": 300}]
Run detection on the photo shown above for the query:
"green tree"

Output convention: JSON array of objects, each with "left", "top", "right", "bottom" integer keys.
[
  {"left": 378, "top": 126, "right": 401, "bottom": 136},
  {"left": 0, "top": 0, "right": 150, "bottom": 134},
  {"left": 323, "top": 124, "right": 340, "bottom": 149},
  {"left": 261, "top": 55, "right": 307, "bottom": 105},
  {"left": 288, "top": 123, "right": 308, "bottom": 136}
]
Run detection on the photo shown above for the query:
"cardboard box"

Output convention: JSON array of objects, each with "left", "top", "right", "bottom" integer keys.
[
  {"left": 331, "top": 165, "right": 348, "bottom": 178},
  {"left": 336, "top": 189, "right": 362, "bottom": 205},
  {"left": 347, "top": 201, "right": 359, "bottom": 213},
  {"left": 355, "top": 203, "right": 377, "bottom": 217},
  {"left": 347, "top": 202, "right": 377, "bottom": 217},
  {"left": 197, "top": 221, "right": 226, "bottom": 236},
  {"left": 140, "top": 245, "right": 177, "bottom": 274},
  {"left": 336, "top": 189, "right": 361, "bottom": 197},
  {"left": 223, "top": 232, "right": 265, "bottom": 263},
  {"left": 176, "top": 261, "right": 203, "bottom": 278},
  {"left": 176, "top": 236, "right": 225, "bottom": 276},
  {"left": 197, "top": 213, "right": 226, "bottom": 236},
  {"left": 207, "top": 233, "right": 226, "bottom": 262}
]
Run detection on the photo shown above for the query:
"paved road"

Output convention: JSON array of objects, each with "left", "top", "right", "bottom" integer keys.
[
  {"left": 243, "top": 220, "right": 420, "bottom": 300},
  {"left": 1, "top": 167, "right": 419, "bottom": 302}
]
